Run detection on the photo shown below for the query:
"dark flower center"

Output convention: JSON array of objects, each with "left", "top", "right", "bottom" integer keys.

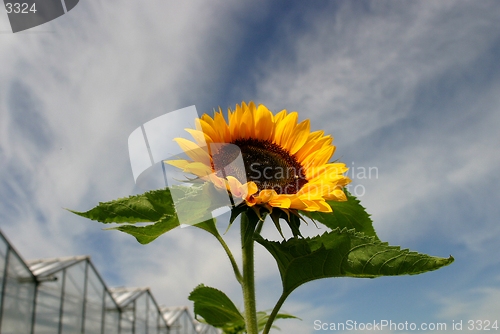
[{"left": 211, "top": 138, "right": 308, "bottom": 195}]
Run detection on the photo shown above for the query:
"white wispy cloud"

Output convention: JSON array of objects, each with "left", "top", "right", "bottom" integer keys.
[
  {"left": 1, "top": 1, "right": 500, "bottom": 333},
  {"left": 247, "top": 1, "right": 500, "bottom": 332},
  {"left": 0, "top": 0, "right": 269, "bottom": 305},
  {"left": 251, "top": 0, "right": 500, "bottom": 245}
]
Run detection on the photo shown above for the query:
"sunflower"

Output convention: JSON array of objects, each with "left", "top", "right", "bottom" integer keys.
[{"left": 167, "top": 102, "right": 351, "bottom": 223}]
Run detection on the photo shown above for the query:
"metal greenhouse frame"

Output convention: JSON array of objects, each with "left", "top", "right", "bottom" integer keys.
[{"left": 0, "top": 230, "right": 219, "bottom": 334}]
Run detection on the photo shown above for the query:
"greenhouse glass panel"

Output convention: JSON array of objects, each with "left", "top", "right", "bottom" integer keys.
[
  {"left": 169, "top": 310, "right": 197, "bottom": 334},
  {"left": 177, "top": 312, "right": 186, "bottom": 334},
  {"left": 158, "top": 327, "right": 168, "bottom": 334},
  {"left": 84, "top": 262, "right": 104, "bottom": 334},
  {"left": 61, "top": 261, "right": 86, "bottom": 334},
  {"left": 135, "top": 292, "right": 147, "bottom": 334},
  {"left": 182, "top": 311, "right": 197, "bottom": 334},
  {"left": 0, "top": 230, "right": 219, "bottom": 334},
  {"left": 120, "top": 306, "right": 135, "bottom": 334},
  {"left": 169, "top": 322, "right": 181, "bottom": 334},
  {"left": 147, "top": 295, "right": 161, "bottom": 334},
  {"left": 0, "top": 248, "right": 36, "bottom": 334},
  {"left": 0, "top": 235, "right": 7, "bottom": 307},
  {"left": 33, "top": 270, "right": 64, "bottom": 333},
  {"left": 104, "top": 292, "right": 119, "bottom": 334}
]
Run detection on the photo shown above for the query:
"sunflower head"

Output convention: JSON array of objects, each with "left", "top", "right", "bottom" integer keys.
[{"left": 167, "top": 102, "right": 351, "bottom": 234}]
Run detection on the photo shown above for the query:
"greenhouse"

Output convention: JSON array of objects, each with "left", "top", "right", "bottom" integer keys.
[{"left": 0, "top": 230, "right": 219, "bottom": 334}]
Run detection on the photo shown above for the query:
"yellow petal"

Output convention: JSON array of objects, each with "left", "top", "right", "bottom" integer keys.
[
  {"left": 270, "top": 198, "right": 291, "bottom": 209},
  {"left": 241, "top": 102, "right": 256, "bottom": 139},
  {"left": 254, "top": 104, "right": 274, "bottom": 141},
  {"left": 287, "top": 119, "right": 310, "bottom": 155},
  {"left": 184, "top": 129, "right": 211, "bottom": 147},
  {"left": 295, "top": 135, "right": 332, "bottom": 163},
  {"left": 173, "top": 138, "right": 211, "bottom": 166},
  {"left": 324, "top": 188, "right": 348, "bottom": 201},
  {"left": 213, "top": 111, "right": 231, "bottom": 143},
  {"left": 164, "top": 159, "right": 191, "bottom": 169},
  {"left": 273, "top": 109, "right": 288, "bottom": 124},
  {"left": 181, "top": 162, "right": 213, "bottom": 176},
  {"left": 198, "top": 119, "right": 220, "bottom": 144},
  {"left": 274, "top": 112, "right": 298, "bottom": 149}
]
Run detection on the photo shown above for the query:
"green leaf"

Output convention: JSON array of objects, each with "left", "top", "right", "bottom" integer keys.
[
  {"left": 305, "top": 191, "right": 379, "bottom": 240},
  {"left": 69, "top": 188, "right": 175, "bottom": 223},
  {"left": 69, "top": 188, "right": 180, "bottom": 244},
  {"left": 256, "top": 311, "right": 300, "bottom": 332},
  {"left": 188, "top": 284, "right": 244, "bottom": 329},
  {"left": 229, "top": 204, "right": 248, "bottom": 225},
  {"left": 270, "top": 209, "right": 302, "bottom": 238},
  {"left": 193, "top": 218, "right": 219, "bottom": 236},
  {"left": 109, "top": 214, "right": 179, "bottom": 244},
  {"left": 256, "top": 228, "right": 454, "bottom": 296},
  {"left": 241, "top": 210, "right": 260, "bottom": 246},
  {"left": 70, "top": 183, "right": 230, "bottom": 243},
  {"left": 189, "top": 285, "right": 298, "bottom": 334}
]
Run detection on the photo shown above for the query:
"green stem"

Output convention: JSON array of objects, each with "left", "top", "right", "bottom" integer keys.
[
  {"left": 241, "top": 212, "right": 258, "bottom": 334},
  {"left": 262, "top": 291, "right": 291, "bottom": 334},
  {"left": 215, "top": 234, "right": 243, "bottom": 284}
]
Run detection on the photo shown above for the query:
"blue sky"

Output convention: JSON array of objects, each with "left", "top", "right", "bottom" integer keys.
[{"left": 1, "top": 1, "right": 500, "bottom": 333}]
